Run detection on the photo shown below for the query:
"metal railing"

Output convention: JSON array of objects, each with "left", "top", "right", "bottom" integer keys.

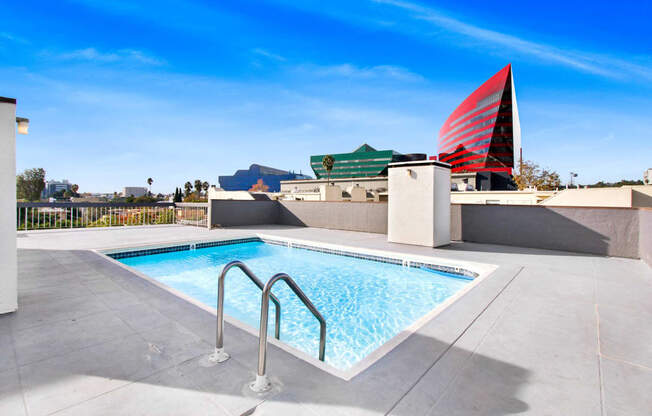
[
  {"left": 175, "top": 203, "right": 208, "bottom": 227},
  {"left": 208, "top": 261, "right": 282, "bottom": 363},
  {"left": 15, "top": 202, "right": 207, "bottom": 230},
  {"left": 251, "top": 272, "right": 326, "bottom": 393}
]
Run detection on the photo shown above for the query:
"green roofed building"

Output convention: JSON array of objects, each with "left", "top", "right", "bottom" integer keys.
[{"left": 311, "top": 144, "right": 415, "bottom": 179}]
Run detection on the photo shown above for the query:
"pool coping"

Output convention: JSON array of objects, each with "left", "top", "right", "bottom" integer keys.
[{"left": 94, "top": 234, "right": 498, "bottom": 381}]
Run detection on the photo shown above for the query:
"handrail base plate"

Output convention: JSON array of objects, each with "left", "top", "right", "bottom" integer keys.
[
  {"left": 208, "top": 347, "right": 230, "bottom": 363},
  {"left": 249, "top": 374, "right": 271, "bottom": 393}
]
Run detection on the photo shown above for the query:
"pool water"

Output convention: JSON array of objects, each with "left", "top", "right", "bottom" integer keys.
[{"left": 118, "top": 241, "right": 471, "bottom": 370}]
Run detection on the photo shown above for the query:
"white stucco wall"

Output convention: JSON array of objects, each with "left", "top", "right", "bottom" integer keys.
[
  {"left": 387, "top": 161, "right": 451, "bottom": 247},
  {"left": 0, "top": 99, "right": 17, "bottom": 314}
]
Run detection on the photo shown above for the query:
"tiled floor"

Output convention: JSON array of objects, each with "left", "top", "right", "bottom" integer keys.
[{"left": 1, "top": 225, "right": 650, "bottom": 415}]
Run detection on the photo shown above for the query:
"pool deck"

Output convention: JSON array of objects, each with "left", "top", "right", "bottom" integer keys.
[{"left": 3, "top": 224, "right": 651, "bottom": 415}]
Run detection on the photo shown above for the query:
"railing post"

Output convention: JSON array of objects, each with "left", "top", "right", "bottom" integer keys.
[
  {"left": 251, "top": 273, "right": 326, "bottom": 393},
  {"left": 209, "top": 261, "right": 282, "bottom": 365}
]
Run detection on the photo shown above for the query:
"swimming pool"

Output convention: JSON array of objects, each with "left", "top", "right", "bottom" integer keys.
[{"left": 111, "top": 239, "right": 474, "bottom": 372}]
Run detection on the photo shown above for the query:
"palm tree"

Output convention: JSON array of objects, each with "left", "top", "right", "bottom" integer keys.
[
  {"left": 202, "top": 181, "right": 209, "bottom": 195},
  {"left": 147, "top": 178, "right": 153, "bottom": 195},
  {"left": 194, "top": 179, "right": 202, "bottom": 198},
  {"left": 322, "top": 154, "right": 335, "bottom": 184},
  {"left": 184, "top": 181, "right": 192, "bottom": 198}
]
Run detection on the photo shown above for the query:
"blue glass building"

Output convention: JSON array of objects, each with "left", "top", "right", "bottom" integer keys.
[{"left": 218, "top": 164, "right": 311, "bottom": 192}]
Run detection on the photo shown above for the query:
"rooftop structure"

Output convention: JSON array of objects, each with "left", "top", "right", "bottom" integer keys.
[
  {"left": 218, "top": 164, "right": 311, "bottom": 192},
  {"left": 438, "top": 64, "right": 521, "bottom": 174},
  {"left": 541, "top": 185, "right": 652, "bottom": 208},
  {"left": 644, "top": 168, "right": 652, "bottom": 185}
]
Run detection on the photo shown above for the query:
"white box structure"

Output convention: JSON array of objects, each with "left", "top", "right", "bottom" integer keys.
[
  {"left": 387, "top": 160, "right": 451, "bottom": 247},
  {"left": 0, "top": 97, "right": 17, "bottom": 314}
]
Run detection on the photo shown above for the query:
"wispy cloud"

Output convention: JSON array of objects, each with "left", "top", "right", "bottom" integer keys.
[
  {"left": 297, "top": 63, "right": 424, "bottom": 82},
  {"left": 0, "top": 32, "right": 30, "bottom": 44},
  {"left": 372, "top": 0, "right": 652, "bottom": 80},
  {"left": 55, "top": 47, "right": 164, "bottom": 65},
  {"left": 252, "top": 48, "right": 286, "bottom": 62}
]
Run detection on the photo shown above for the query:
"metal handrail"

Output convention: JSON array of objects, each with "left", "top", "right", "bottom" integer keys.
[
  {"left": 209, "top": 261, "right": 281, "bottom": 363},
  {"left": 250, "top": 272, "right": 326, "bottom": 392}
]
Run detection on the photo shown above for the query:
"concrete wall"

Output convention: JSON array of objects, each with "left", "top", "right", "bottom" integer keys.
[
  {"left": 640, "top": 209, "right": 652, "bottom": 267},
  {"left": 208, "top": 199, "right": 647, "bottom": 260},
  {"left": 459, "top": 205, "right": 640, "bottom": 258},
  {"left": 210, "top": 200, "right": 279, "bottom": 227},
  {"left": 279, "top": 200, "right": 388, "bottom": 233},
  {"left": 1, "top": 99, "right": 17, "bottom": 314}
]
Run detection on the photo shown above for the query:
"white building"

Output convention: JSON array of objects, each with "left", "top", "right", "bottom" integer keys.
[{"left": 122, "top": 187, "right": 148, "bottom": 197}]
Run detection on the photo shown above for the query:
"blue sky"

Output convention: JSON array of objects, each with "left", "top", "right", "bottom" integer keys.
[{"left": 2, "top": 0, "right": 651, "bottom": 193}]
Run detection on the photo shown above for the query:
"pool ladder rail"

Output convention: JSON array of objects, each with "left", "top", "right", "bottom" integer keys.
[{"left": 209, "top": 260, "right": 327, "bottom": 393}]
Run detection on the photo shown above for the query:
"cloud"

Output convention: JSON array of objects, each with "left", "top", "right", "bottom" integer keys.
[
  {"left": 0, "top": 32, "right": 29, "bottom": 44},
  {"left": 56, "top": 47, "right": 164, "bottom": 65},
  {"left": 371, "top": 0, "right": 652, "bottom": 80},
  {"left": 297, "top": 63, "right": 424, "bottom": 82},
  {"left": 252, "top": 48, "right": 286, "bottom": 62}
]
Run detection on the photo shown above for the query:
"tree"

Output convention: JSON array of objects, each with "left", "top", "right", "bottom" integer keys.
[
  {"left": 16, "top": 168, "right": 46, "bottom": 201},
  {"left": 173, "top": 187, "right": 183, "bottom": 202},
  {"left": 248, "top": 178, "right": 269, "bottom": 192},
  {"left": 512, "top": 160, "right": 561, "bottom": 191},
  {"left": 147, "top": 178, "right": 153, "bottom": 194},
  {"left": 71, "top": 184, "right": 79, "bottom": 194},
  {"left": 184, "top": 182, "right": 193, "bottom": 198},
  {"left": 194, "top": 179, "right": 202, "bottom": 197},
  {"left": 202, "top": 181, "right": 209, "bottom": 194},
  {"left": 322, "top": 155, "right": 335, "bottom": 184},
  {"left": 588, "top": 179, "right": 644, "bottom": 188}
]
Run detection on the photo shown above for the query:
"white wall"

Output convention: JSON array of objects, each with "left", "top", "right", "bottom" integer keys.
[{"left": 0, "top": 100, "right": 17, "bottom": 314}]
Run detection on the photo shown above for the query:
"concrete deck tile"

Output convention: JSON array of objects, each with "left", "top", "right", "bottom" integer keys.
[
  {"left": 251, "top": 391, "right": 321, "bottom": 416},
  {"left": 598, "top": 304, "right": 652, "bottom": 369},
  {"left": 601, "top": 357, "right": 652, "bottom": 416},
  {"left": 0, "top": 367, "right": 27, "bottom": 416},
  {"left": 0, "top": 320, "right": 17, "bottom": 371},
  {"left": 8, "top": 295, "right": 110, "bottom": 331},
  {"left": 52, "top": 363, "right": 229, "bottom": 416},
  {"left": 596, "top": 274, "right": 652, "bottom": 316},
  {"left": 81, "top": 278, "right": 125, "bottom": 294},
  {"left": 136, "top": 322, "right": 212, "bottom": 366},
  {"left": 13, "top": 310, "right": 136, "bottom": 366},
  {"left": 94, "top": 289, "right": 144, "bottom": 311},
  {"left": 112, "top": 302, "right": 174, "bottom": 333},
  {"left": 174, "top": 356, "right": 279, "bottom": 416},
  {"left": 18, "top": 281, "right": 93, "bottom": 304},
  {"left": 19, "top": 334, "right": 146, "bottom": 416}
]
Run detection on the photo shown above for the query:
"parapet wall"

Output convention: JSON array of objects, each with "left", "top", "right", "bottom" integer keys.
[
  {"left": 639, "top": 209, "right": 652, "bottom": 266},
  {"left": 457, "top": 205, "right": 640, "bottom": 258},
  {"left": 210, "top": 199, "right": 648, "bottom": 261},
  {"left": 279, "top": 200, "right": 388, "bottom": 234}
]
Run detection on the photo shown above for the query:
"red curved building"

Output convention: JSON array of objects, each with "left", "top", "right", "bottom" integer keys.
[{"left": 438, "top": 64, "right": 521, "bottom": 174}]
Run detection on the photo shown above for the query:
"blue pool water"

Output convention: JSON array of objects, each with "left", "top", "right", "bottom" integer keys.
[{"left": 118, "top": 241, "right": 471, "bottom": 370}]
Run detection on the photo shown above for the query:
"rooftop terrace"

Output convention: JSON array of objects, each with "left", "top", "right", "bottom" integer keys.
[{"left": 2, "top": 225, "right": 650, "bottom": 415}]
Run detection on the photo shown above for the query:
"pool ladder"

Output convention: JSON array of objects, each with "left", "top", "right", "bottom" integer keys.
[{"left": 209, "top": 260, "right": 327, "bottom": 393}]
